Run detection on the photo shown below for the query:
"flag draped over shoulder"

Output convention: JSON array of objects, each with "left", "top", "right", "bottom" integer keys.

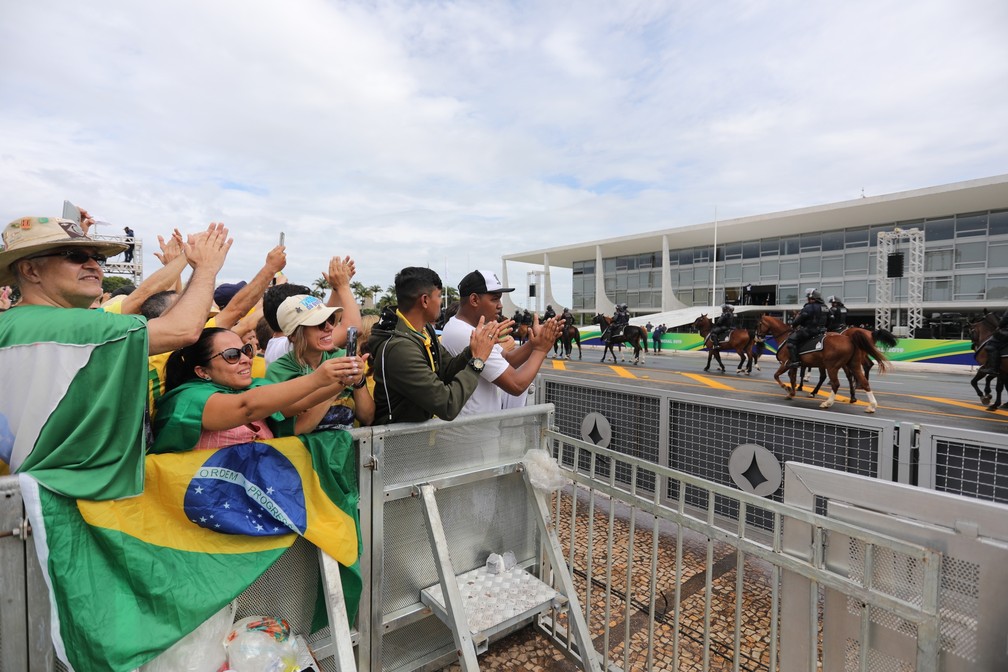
[
  {"left": 21, "top": 432, "right": 362, "bottom": 672},
  {"left": 0, "top": 306, "right": 148, "bottom": 499}
]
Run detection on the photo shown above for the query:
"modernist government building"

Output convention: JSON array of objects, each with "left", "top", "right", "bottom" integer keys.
[{"left": 502, "top": 174, "right": 1008, "bottom": 338}]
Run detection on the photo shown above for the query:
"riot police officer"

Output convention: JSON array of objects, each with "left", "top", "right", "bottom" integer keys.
[
  {"left": 786, "top": 289, "right": 829, "bottom": 368},
  {"left": 611, "top": 303, "right": 630, "bottom": 338},
  {"left": 981, "top": 309, "right": 1008, "bottom": 375},
  {"left": 543, "top": 304, "right": 556, "bottom": 321},
  {"left": 709, "top": 304, "right": 734, "bottom": 345},
  {"left": 826, "top": 296, "right": 848, "bottom": 332}
]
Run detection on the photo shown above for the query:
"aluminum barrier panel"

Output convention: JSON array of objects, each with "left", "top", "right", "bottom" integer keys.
[
  {"left": 360, "top": 406, "right": 551, "bottom": 672},
  {"left": 538, "top": 371, "right": 895, "bottom": 529},
  {"left": 916, "top": 424, "right": 1008, "bottom": 504}
]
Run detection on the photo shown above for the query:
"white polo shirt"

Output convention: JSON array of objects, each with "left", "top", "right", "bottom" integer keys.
[{"left": 440, "top": 316, "right": 510, "bottom": 417}]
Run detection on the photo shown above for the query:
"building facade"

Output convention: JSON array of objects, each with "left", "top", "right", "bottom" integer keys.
[{"left": 502, "top": 175, "right": 1008, "bottom": 335}]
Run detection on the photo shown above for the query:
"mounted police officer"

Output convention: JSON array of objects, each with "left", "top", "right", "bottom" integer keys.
[
  {"left": 826, "top": 296, "right": 848, "bottom": 332},
  {"left": 981, "top": 309, "right": 1008, "bottom": 375},
  {"left": 543, "top": 304, "right": 556, "bottom": 321},
  {"left": 785, "top": 289, "right": 829, "bottom": 368},
  {"left": 611, "top": 303, "right": 630, "bottom": 339},
  {"left": 560, "top": 306, "right": 574, "bottom": 332},
  {"left": 709, "top": 304, "right": 734, "bottom": 346}
]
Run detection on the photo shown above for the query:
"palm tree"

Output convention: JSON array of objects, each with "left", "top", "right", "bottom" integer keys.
[
  {"left": 375, "top": 284, "right": 397, "bottom": 312},
  {"left": 311, "top": 275, "right": 330, "bottom": 299}
]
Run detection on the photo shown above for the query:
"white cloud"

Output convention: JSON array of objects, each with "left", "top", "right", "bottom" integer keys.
[{"left": 1, "top": 0, "right": 1006, "bottom": 307}]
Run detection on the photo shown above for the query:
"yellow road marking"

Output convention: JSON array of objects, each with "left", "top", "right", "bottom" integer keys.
[
  {"left": 911, "top": 395, "right": 1008, "bottom": 414},
  {"left": 680, "top": 372, "right": 735, "bottom": 390},
  {"left": 611, "top": 366, "right": 637, "bottom": 379},
  {"left": 551, "top": 360, "right": 567, "bottom": 370}
]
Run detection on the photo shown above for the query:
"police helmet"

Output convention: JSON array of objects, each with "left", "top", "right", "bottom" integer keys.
[
  {"left": 827, "top": 295, "right": 836, "bottom": 304},
  {"left": 546, "top": 304, "right": 552, "bottom": 310},
  {"left": 619, "top": 303, "right": 628, "bottom": 310},
  {"left": 808, "top": 289, "right": 823, "bottom": 301},
  {"left": 721, "top": 303, "right": 733, "bottom": 312}
]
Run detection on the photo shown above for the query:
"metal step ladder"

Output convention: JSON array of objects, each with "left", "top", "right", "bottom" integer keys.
[{"left": 416, "top": 472, "right": 602, "bottom": 671}]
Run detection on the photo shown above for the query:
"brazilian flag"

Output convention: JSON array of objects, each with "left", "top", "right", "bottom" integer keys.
[{"left": 21, "top": 432, "right": 361, "bottom": 672}]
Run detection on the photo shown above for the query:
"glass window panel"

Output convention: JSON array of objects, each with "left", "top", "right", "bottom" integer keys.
[
  {"left": 820, "top": 283, "right": 843, "bottom": 300},
  {"left": 821, "top": 256, "right": 843, "bottom": 277},
  {"left": 723, "top": 263, "right": 742, "bottom": 282},
  {"left": 583, "top": 260, "right": 595, "bottom": 273},
  {"left": 988, "top": 275, "right": 1008, "bottom": 300},
  {"left": 616, "top": 274, "right": 627, "bottom": 290},
  {"left": 869, "top": 224, "right": 893, "bottom": 247},
  {"left": 761, "top": 237, "right": 779, "bottom": 256},
  {"left": 678, "top": 249, "right": 693, "bottom": 265},
  {"left": 760, "top": 259, "right": 779, "bottom": 278},
  {"left": 725, "top": 242, "right": 742, "bottom": 260},
  {"left": 572, "top": 276, "right": 583, "bottom": 294},
  {"left": 925, "top": 248, "right": 952, "bottom": 272},
  {"left": 627, "top": 273, "right": 639, "bottom": 290},
  {"left": 799, "top": 255, "right": 820, "bottom": 275},
  {"left": 924, "top": 277, "right": 951, "bottom": 302},
  {"left": 676, "top": 290, "right": 692, "bottom": 304},
  {"left": 800, "top": 232, "right": 821, "bottom": 251},
  {"left": 604, "top": 278, "right": 616, "bottom": 292},
  {"left": 844, "top": 279, "right": 868, "bottom": 301},
  {"left": 695, "top": 247, "right": 712, "bottom": 263},
  {"left": 989, "top": 243, "right": 1008, "bottom": 269},
  {"left": 668, "top": 251, "right": 678, "bottom": 267},
  {"left": 990, "top": 210, "right": 1008, "bottom": 237},
  {"left": 955, "top": 241, "right": 986, "bottom": 267},
  {"left": 782, "top": 237, "right": 800, "bottom": 255},
  {"left": 779, "top": 285, "right": 799, "bottom": 304},
  {"left": 651, "top": 270, "right": 662, "bottom": 287},
  {"left": 924, "top": 217, "right": 954, "bottom": 241},
  {"left": 694, "top": 264, "right": 710, "bottom": 283},
  {"left": 638, "top": 254, "right": 651, "bottom": 269},
  {"left": 821, "top": 230, "right": 844, "bottom": 251},
  {"left": 868, "top": 280, "right": 876, "bottom": 303},
  {"left": 743, "top": 241, "right": 760, "bottom": 259},
  {"left": 779, "top": 260, "right": 799, "bottom": 280},
  {"left": 956, "top": 213, "right": 987, "bottom": 237},
  {"left": 679, "top": 269, "right": 693, "bottom": 286},
  {"left": 604, "top": 258, "right": 617, "bottom": 273},
  {"left": 742, "top": 263, "right": 760, "bottom": 283},
  {"left": 724, "top": 287, "right": 740, "bottom": 304},
  {"left": 954, "top": 274, "right": 985, "bottom": 299},
  {"left": 616, "top": 257, "right": 629, "bottom": 271},
  {"left": 845, "top": 227, "right": 869, "bottom": 248},
  {"left": 693, "top": 287, "right": 709, "bottom": 305},
  {"left": 572, "top": 261, "right": 583, "bottom": 274},
  {"left": 845, "top": 251, "right": 869, "bottom": 272}
]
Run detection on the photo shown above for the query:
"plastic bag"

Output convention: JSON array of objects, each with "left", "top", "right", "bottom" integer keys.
[
  {"left": 140, "top": 602, "right": 235, "bottom": 672},
  {"left": 485, "top": 550, "right": 517, "bottom": 574},
  {"left": 523, "top": 448, "right": 569, "bottom": 493},
  {"left": 224, "top": 616, "right": 299, "bottom": 672}
]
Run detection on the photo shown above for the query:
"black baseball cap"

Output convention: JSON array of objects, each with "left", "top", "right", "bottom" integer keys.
[{"left": 458, "top": 270, "right": 515, "bottom": 296}]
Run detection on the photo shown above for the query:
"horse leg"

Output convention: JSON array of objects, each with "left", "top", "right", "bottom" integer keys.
[
  {"left": 987, "top": 372, "right": 1005, "bottom": 411},
  {"left": 704, "top": 350, "right": 713, "bottom": 372},
  {"left": 714, "top": 349, "right": 725, "bottom": 373},
  {"left": 818, "top": 363, "right": 842, "bottom": 409},
  {"left": 850, "top": 363, "right": 878, "bottom": 413},
  {"left": 797, "top": 366, "right": 806, "bottom": 392},
  {"left": 809, "top": 368, "right": 828, "bottom": 397},
  {"left": 576, "top": 336, "right": 582, "bottom": 360}
]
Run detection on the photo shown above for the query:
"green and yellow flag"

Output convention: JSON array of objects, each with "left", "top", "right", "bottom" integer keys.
[{"left": 21, "top": 432, "right": 361, "bottom": 672}]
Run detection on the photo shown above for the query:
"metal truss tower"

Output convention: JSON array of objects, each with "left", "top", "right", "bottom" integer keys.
[{"left": 875, "top": 228, "right": 924, "bottom": 336}]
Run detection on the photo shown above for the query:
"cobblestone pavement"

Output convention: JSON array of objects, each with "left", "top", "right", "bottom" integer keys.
[{"left": 446, "top": 488, "right": 783, "bottom": 671}]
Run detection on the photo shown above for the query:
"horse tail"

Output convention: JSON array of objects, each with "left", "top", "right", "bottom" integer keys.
[
  {"left": 849, "top": 329, "right": 889, "bottom": 374},
  {"left": 872, "top": 328, "right": 898, "bottom": 348}
]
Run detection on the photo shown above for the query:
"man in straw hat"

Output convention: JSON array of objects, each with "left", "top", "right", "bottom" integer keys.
[{"left": 0, "top": 215, "right": 232, "bottom": 499}]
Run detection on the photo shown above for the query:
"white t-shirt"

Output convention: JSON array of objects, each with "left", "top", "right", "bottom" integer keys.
[
  {"left": 440, "top": 316, "right": 510, "bottom": 417},
  {"left": 264, "top": 335, "right": 292, "bottom": 365}
]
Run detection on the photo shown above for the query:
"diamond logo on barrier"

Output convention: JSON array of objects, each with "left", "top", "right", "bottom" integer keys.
[
  {"left": 727, "top": 443, "right": 782, "bottom": 497},
  {"left": 580, "top": 412, "right": 611, "bottom": 448}
]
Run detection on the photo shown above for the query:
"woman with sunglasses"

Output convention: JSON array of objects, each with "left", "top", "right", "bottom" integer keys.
[
  {"left": 266, "top": 294, "right": 375, "bottom": 429},
  {"left": 150, "top": 325, "right": 363, "bottom": 453}
]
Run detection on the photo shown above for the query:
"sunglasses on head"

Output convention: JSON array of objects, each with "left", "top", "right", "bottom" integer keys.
[
  {"left": 208, "top": 342, "right": 255, "bottom": 364},
  {"left": 31, "top": 250, "right": 107, "bottom": 265}
]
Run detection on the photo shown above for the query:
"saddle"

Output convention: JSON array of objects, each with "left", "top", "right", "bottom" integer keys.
[{"left": 796, "top": 332, "right": 829, "bottom": 356}]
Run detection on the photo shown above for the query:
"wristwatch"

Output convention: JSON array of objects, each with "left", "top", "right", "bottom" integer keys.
[{"left": 468, "top": 357, "right": 485, "bottom": 373}]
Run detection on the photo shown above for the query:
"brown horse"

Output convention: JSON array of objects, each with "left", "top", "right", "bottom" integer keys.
[
  {"left": 514, "top": 322, "right": 530, "bottom": 345},
  {"left": 553, "top": 323, "right": 582, "bottom": 360},
  {"left": 591, "top": 314, "right": 648, "bottom": 365},
  {"left": 692, "top": 315, "right": 755, "bottom": 375},
  {"left": 800, "top": 326, "right": 897, "bottom": 400},
  {"left": 967, "top": 314, "right": 1008, "bottom": 410},
  {"left": 755, "top": 314, "right": 889, "bottom": 413}
]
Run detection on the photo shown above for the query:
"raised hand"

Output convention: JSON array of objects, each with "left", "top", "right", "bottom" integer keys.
[
  {"left": 183, "top": 222, "right": 232, "bottom": 274},
  {"left": 324, "top": 255, "right": 356, "bottom": 289}
]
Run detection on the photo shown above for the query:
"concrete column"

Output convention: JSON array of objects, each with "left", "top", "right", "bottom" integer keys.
[
  {"left": 594, "top": 245, "right": 616, "bottom": 316},
  {"left": 661, "top": 234, "right": 687, "bottom": 311}
]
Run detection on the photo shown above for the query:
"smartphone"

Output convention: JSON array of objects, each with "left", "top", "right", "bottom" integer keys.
[
  {"left": 345, "top": 326, "right": 358, "bottom": 357},
  {"left": 279, "top": 231, "right": 285, "bottom": 247},
  {"left": 62, "top": 200, "right": 81, "bottom": 223}
]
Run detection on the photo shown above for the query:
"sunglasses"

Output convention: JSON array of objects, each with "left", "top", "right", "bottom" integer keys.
[
  {"left": 208, "top": 342, "right": 255, "bottom": 364},
  {"left": 30, "top": 250, "right": 107, "bottom": 265},
  {"left": 313, "top": 313, "right": 340, "bottom": 329}
]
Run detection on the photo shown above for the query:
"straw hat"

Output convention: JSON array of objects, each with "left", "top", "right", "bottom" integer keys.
[{"left": 0, "top": 216, "right": 128, "bottom": 286}]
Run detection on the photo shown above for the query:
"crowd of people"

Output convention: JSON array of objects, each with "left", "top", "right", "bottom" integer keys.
[{"left": 0, "top": 214, "right": 566, "bottom": 489}]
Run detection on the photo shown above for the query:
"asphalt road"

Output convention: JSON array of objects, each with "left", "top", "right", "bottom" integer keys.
[{"left": 540, "top": 344, "right": 1008, "bottom": 433}]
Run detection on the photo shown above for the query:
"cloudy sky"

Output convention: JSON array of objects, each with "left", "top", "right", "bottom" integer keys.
[{"left": 2, "top": 0, "right": 1006, "bottom": 307}]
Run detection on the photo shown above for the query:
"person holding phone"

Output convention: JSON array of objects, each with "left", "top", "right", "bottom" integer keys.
[
  {"left": 266, "top": 294, "right": 375, "bottom": 429},
  {"left": 151, "top": 326, "right": 362, "bottom": 453}
]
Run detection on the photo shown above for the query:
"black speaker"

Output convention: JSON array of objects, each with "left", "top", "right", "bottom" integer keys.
[
  {"left": 528, "top": 285, "right": 537, "bottom": 297},
  {"left": 887, "top": 253, "right": 904, "bottom": 278}
]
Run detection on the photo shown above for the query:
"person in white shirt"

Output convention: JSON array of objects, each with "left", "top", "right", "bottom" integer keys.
[{"left": 440, "top": 270, "right": 561, "bottom": 417}]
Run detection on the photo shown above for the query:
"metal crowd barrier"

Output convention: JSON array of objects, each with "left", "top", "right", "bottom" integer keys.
[{"left": 4, "top": 399, "right": 1008, "bottom": 671}]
